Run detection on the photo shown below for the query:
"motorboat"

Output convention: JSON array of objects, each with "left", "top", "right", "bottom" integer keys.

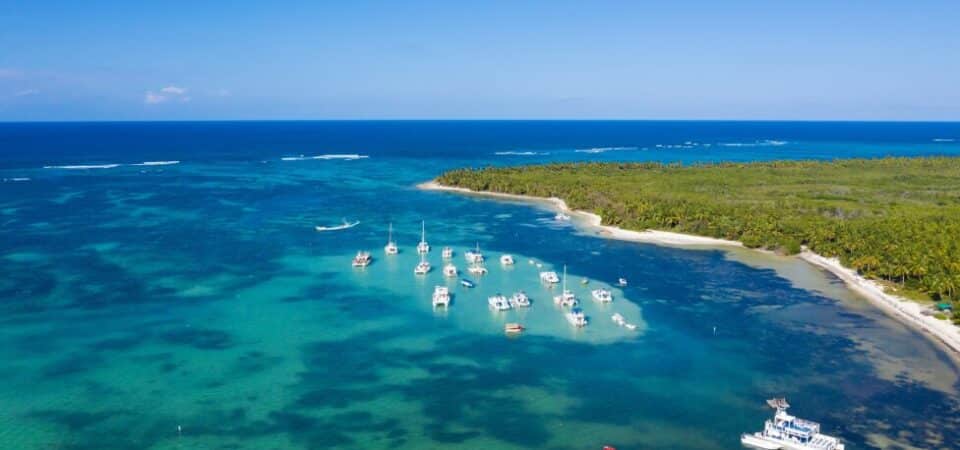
[
  {"left": 552, "top": 265, "right": 578, "bottom": 307},
  {"left": 509, "top": 291, "right": 531, "bottom": 308},
  {"left": 504, "top": 323, "right": 525, "bottom": 334},
  {"left": 500, "top": 254, "right": 515, "bottom": 265},
  {"left": 443, "top": 263, "right": 458, "bottom": 277},
  {"left": 591, "top": 288, "right": 613, "bottom": 303},
  {"left": 460, "top": 279, "right": 475, "bottom": 288},
  {"left": 580, "top": 278, "right": 589, "bottom": 285},
  {"left": 488, "top": 295, "right": 511, "bottom": 311},
  {"left": 384, "top": 222, "right": 399, "bottom": 255},
  {"left": 565, "top": 307, "right": 587, "bottom": 327},
  {"left": 416, "top": 221, "right": 430, "bottom": 253},
  {"left": 352, "top": 251, "right": 372, "bottom": 267},
  {"left": 442, "top": 246, "right": 454, "bottom": 259},
  {"left": 316, "top": 219, "right": 360, "bottom": 232},
  {"left": 611, "top": 313, "right": 626, "bottom": 326},
  {"left": 617, "top": 277, "right": 628, "bottom": 287},
  {"left": 432, "top": 286, "right": 451, "bottom": 308},
  {"left": 741, "top": 398, "right": 845, "bottom": 450},
  {"left": 465, "top": 243, "right": 484, "bottom": 263},
  {"left": 539, "top": 271, "right": 560, "bottom": 284}
]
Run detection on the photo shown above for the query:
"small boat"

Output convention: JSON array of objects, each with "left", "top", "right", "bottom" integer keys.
[
  {"left": 539, "top": 271, "right": 560, "bottom": 284},
  {"left": 611, "top": 313, "right": 626, "bottom": 326},
  {"left": 527, "top": 259, "right": 534, "bottom": 265},
  {"left": 460, "top": 279, "right": 475, "bottom": 288},
  {"left": 617, "top": 277, "right": 628, "bottom": 287},
  {"left": 488, "top": 294, "right": 511, "bottom": 311},
  {"left": 465, "top": 243, "right": 485, "bottom": 263},
  {"left": 442, "top": 246, "right": 454, "bottom": 259},
  {"left": 443, "top": 263, "right": 458, "bottom": 277},
  {"left": 384, "top": 222, "right": 399, "bottom": 255},
  {"left": 580, "top": 278, "right": 589, "bottom": 285},
  {"left": 624, "top": 323, "right": 637, "bottom": 331},
  {"left": 509, "top": 291, "right": 531, "bottom": 308},
  {"left": 500, "top": 254, "right": 515, "bottom": 265},
  {"left": 591, "top": 288, "right": 613, "bottom": 303},
  {"left": 416, "top": 221, "right": 430, "bottom": 254},
  {"left": 352, "top": 251, "right": 372, "bottom": 267},
  {"left": 740, "top": 398, "right": 845, "bottom": 450},
  {"left": 504, "top": 323, "right": 525, "bottom": 334},
  {"left": 565, "top": 307, "right": 587, "bottom": 327},
  {"left": 555, "top": 212, "right": 571, "bottom": 221},
  {"left": 316, "top": 219, "right": 360, "bottom": 232},
  {"left": 468, "top": 263, "right": 488, "bottom": 275},
  {"left": 432, "top": 286, "right": 451, "bottom": 308},
  {"left": 414, "top": 253, "right": 431, "bottom": 275},
  {"left": 552, "top": 265, "right": 578, "bottom": 307}
]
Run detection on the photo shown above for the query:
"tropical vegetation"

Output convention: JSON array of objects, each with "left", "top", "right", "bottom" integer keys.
[{"left": 438, "top": 157, "right": 960, "bottom": 324}]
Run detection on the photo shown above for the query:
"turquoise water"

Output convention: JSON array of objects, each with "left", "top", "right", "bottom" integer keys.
[{"left": 2, "top": 122, "right": 960, "bottom": 449}]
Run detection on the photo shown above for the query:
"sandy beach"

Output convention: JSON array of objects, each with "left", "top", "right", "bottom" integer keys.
[{"left": 420, "top": 180, "right": 960, "bottom": 358}]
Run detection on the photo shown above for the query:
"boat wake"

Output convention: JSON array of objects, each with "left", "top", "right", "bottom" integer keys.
[
  {"left": 282, "top": 154, "right": 369, "bottom": 161},
  {"left": 2, "top": 177, "right": 31, "bottom": 182},
  {"left": 44, "top": 160, "right": 181, "bottom": 170},
  {"left": 315, "top": 219, "right": 360, "bottom": 232},
  {"left": 131, "top": 160, "right": 180, "bottom": 166},
  {"left": 933, "top": 138, "right": 956, "bottom": 142}
]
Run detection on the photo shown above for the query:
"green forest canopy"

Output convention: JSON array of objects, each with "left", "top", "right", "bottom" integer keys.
[{"left": 438, "top": 157, "right": 960, "bottom": 322}]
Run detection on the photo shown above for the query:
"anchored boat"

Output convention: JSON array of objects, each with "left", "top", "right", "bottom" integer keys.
[
  {"left": 741, "top": 398, "right": 844, "bottom": 450},
  {"left": 384, "top": 222, "right": 399, "bottom": 255}
]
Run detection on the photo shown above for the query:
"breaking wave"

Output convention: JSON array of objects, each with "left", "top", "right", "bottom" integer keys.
[
  {"left": 494, "top": 151, "right": 548, "bottom": 156},
  {"left": 281, "top": 154, "right": 369, "bottom": 161},
  {"left": 43, "top": 164, "right": 122, "bottom": 170},
  {"left": 132, "top": 160, "right": 180, "bottom": 166},
  {"left": 933, "top": 138, "right": 955, "bottom": 143},
  {"left": 719, "top": 140, "right": 788, "bottom": 147},
  {"left": 574, "top": 146, "right": 638, "bottom": 154}
]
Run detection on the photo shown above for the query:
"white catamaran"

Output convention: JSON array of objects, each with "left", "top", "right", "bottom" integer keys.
[
  {"left": 553, "top": 265, "right": 577, "bottom": 307},
  {"left": 417, "top": 221, "right": 430, "bottom": 254},
  {"left": 384, "top": 222, "right": 399, "bottom": 255},
  {"left": 741, "top": 398, "right": 844, "bottom": 450}
]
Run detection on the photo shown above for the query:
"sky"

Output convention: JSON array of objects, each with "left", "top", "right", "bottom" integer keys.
[{"left": 0, "top": 0, "right": 958, "bottom": 121}]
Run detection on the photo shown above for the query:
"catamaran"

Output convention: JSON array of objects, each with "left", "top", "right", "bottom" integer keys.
[
  {"left": 540, "top": 271, "right": 560, "bottom": 284},
  {"left": 741, "top": 398, "right": 844, "bottom": 450},
  {"left": 500, "top": 254, "right": 515, "bottom": 265},
  {"left": 414, "top": 252, "right": 431, "bottom": 275},
  {"left": 442, "top": 246, "right": 454, "bottom": 259},
  {"left": 465, "top": 243, "right": 484, "bottom": 263},
  {"left": 432, "top": 286, "right": 451, "bottom": 308},
  {"left": 509, "top": 291, "right": 531, "bottom": 308},
  {"left": 468, "top": 262, "right": 488, "bottom": 275},
  {"left": 591, "top": 288, "right": 613, "bottom": 303},
  {"left": 488, "top": 294, "right": 511, "bottom": 311},
  {"left": 417, "top": 221, "right": 430, "bottom": 254},
  {"left": 565, "top": 307, "right": 587, "bottom": 327},
  {"left": 553, "top": 265, "right": 578, "bottom": 307},
  {"left": 384, "top": 222, "right": 399, "bottom": 255},
  {"left": 352, "top": 251, "right": 372, "bottom": 267},
  {"left": 443, "top": 263, "right": 458, "bottom": 277}
]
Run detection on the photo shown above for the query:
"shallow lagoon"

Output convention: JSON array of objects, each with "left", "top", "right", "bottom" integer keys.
[{"left": 1, "top": 122, "right": 960, "bottom": 449}]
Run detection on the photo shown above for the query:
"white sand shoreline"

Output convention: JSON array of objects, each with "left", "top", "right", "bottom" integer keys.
[{"left": 419, "top": 180, "right": 960, "bottom": 358}]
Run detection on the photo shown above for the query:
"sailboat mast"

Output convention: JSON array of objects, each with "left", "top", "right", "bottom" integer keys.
[{"left": 563, "top": 264, "right": 567, "bottom": 292}]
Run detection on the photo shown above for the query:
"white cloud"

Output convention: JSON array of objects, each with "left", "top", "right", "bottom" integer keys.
[
  {"left": 144, "top": 91, "right": 167, "bottom": 104},
  {"left": 14, "top": 89, "right": 38, "bottom": 97},
  {"left": 160, "top": 86, "right": 187, "bottom": 95},
  {"left": 144, "top": 85, "right": 189, "bottom": 105}
]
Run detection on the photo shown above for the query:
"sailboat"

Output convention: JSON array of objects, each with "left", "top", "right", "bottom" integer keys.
[
  {"left": 417, "top": 221, "right": 430, "bottom": 254},
  {"left": 553, "top": 265, "right": 577, "bottom": 307},
  {"left": 384, "top": 222, "right": 399, "bottom": 254},
  {"left": 414, "top": 251, "right": 431, "bottom": 275}
]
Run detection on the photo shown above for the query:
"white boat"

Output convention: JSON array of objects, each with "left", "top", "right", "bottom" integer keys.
[
  {"left": 565, "top": 308, "right": 587, "bottom": 327},
  {"left": 460, "top": 279, "right": 475, "bottom": 288},
  {"left": 617, "top": 277, "right": 628, "bottom": 287},
  {"left": 555, "top": 212, "right": 571, "bottom": 221},
  {"left": 624, "top": 323, "right": 637, "bottom": 331},
  {"left": 500, "top": 254, "right": 515, "bottom": 265},
  {"left": 539, "top": 271, "right": 560, "bottom": 284},
  {"left": 443, "top": 263, "right": 458, "bottom": 277},
  {"left": 352, "top": 251, "right": 372, "bottom": 267},
  {"left": 591, "top": 288, "right": 613, "bottom": 303},
  {"left": 509, "top": 291, "right": 531, "bottom": 308},
  {"left": 414, "top": 252, "right": 431, "bottom": 275},
  {"left": 416, "top": 221, "right": 430, "bottom": 254},
  {"left": 741, "top": 398, "right": 845, "bottom": 450},
  {"left": 611, "top": 313, "right": 626, "bottom": 326},
  {"left": 488, "top": 294, "right": 511, "bottom": 311},
  {"left": 432, "top": 286, "right": 451, "bottom": 308},
  {"left": 468, "top": 263, "right": 488, "bottom": 275},
  {"left": 442, "top": 246, "right": 454, "bottom": 259},
  {"left": 504, "top": 323, "right": 525, "bottom": 334},
  {"left": 552, "top": 265, "right": 578, "bottom": 307},
  {"left": 465, "top": 243, "right": 484, "bottom": 263},
  {"left": 316, "top": 219, "right": 360, "bottom": 232},
  {"left": 384, "top": 222, "right": 399, "bottom": 255}
]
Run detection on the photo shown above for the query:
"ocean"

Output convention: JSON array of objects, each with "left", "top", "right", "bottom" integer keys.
[{"left": 1, "top": 121, "right": 959, "bottom": 449}]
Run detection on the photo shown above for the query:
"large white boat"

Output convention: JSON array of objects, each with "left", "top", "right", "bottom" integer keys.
[
  {"left": 414, "top": 252, "right": 431, "bottom": 275},
  {"left": 465, "top": 243, "right": 484, "bottom": 263},
  {"left": 552, "top": 265, "right": 578, "bottom": 307},
  {"left": 488, "top": 294, "right": 511, "bottom": 311},
  {"left": 417, "top": 221, "right": 430, "bottom": 254},
  {"left": 384, "top": 222, "right": 399, "bottom": 255},
  {"left": 500, "top": 254, "right": 515, "bottom": 265},
  {"left": 741, "top": 398, "right": 844, "bottom": 450},
  {"left": 442, "top": 246, "right": 454, "bottom": 259},
  {"left": 443, "top": 263, "right": 458, "bottom": 277},
  {"left": 509, "top": 291, "right": 531, "bottom": 308},
  {"left": 565, "top": 307, "right": 587, "bottom": 327},
  {"left": 591, "top": 288, "right": 613, "bottom": 303},
  {"left": 352, "top": 251, "right": 372, "bottom": 267},
  {"left": 539, "top": 271, "right": 560, "bottom": 284},
  {"left": 432, "top": 286, "right": 451, "bottom": 308},
  {"left": 468, "top": 263, "right": 488, "bottom": 275}
]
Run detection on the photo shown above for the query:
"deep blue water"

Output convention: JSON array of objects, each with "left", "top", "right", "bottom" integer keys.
[{"left": 1, "top": 121, "right": 959, "bottom": 450}]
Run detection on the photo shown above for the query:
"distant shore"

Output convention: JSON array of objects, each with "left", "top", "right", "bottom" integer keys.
[{"left": 418, "top": 180, "right": 960, "bottom": 358}]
